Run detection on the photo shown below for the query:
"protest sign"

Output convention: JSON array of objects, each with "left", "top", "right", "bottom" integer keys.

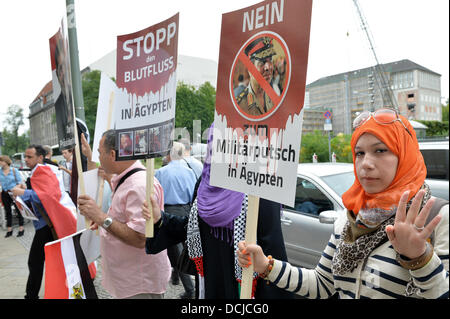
[
  {"left": 115, "top": 14, "right": 179, "bottom": 237},
  {"left": 49, "top": 19, "right": 76, "bottom": 151},
  {"left": 14, "top": 196, "right": 38, "bottom": 221},
  {"left": 92, "top": 72, "right": 118, "bottom": 163},
  {"left": 115, "top": 14, "right": 178, "bottom": 161},
  {"left": 211, "top": 0, "right": 312, "bottom": 298},
  {"left": 211, "top": 0, "right": 311, "bottom": 208}
]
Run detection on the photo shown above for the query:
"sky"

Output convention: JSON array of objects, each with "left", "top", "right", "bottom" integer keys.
[{"left": 0, "top": 0, "right": 448, "bottom": 133}]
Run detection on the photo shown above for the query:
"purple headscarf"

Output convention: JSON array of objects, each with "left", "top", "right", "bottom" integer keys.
[{"left": 196, "top": 123, "right": 245, "bottom": 232}]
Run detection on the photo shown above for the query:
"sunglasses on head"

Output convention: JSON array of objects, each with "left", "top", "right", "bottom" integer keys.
[{"left": 353, "top": 108, "right": 412, "bottom": 137}]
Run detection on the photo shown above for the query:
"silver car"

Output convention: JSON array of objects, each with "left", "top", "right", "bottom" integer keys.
[
  {"left": 282, "top": 154, "right": 449, "bottom": 268},
  {"left": 419, "top": 140, "right": 449, "bottom": 200},
  {"left": 281, "top": 163, "right": 355, "bottom": 268}
]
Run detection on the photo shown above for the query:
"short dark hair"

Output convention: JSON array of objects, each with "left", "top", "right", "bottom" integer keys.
[
  {"left": 102, "top": 129, "right": 116, "bottom": 152},
  {"left": 27, "top": 144, "right": 46, "bottom": 158}
]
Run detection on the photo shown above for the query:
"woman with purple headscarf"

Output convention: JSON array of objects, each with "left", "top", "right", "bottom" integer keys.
[{"left": 143, "top": 124, "right": 292, "bottom": 299}]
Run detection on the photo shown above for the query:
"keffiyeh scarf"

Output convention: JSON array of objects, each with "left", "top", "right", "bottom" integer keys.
[{"left": 186, "top": 195, "right": 258, "bottom": 298}]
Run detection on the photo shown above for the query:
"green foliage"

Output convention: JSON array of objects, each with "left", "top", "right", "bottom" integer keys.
[
  {"left": 82, "top": 70, "right": 102, "bottom": 140},
  {"left": 330, "top": 133, "right": 353, "bottom": 163},
  {"left": 1, "top": 129, "right": 30, "bottom": 156},
  {"left": 416, "top": 120, "right": 449, "bottom": 137},
  {"left": 1, "top": 105, "right": 29, "bottom": 154},
  {"left": 300, "top": 130, "right": 329, "bottom": 162},
  {"left": 300, "top": 131, "right": 353, "bottom": 163},
  {"left": 442, "top": 99, "right": 449, "bottom": 122},
  {"left": 175, "top": 82, "right": 215, "bottom": 141}
]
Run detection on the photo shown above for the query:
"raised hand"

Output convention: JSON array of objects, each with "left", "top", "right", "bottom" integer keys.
[{"left": 385, "top": 190, "right": 441, "bottom": 259}]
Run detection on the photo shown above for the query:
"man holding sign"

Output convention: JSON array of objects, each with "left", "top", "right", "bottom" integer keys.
[{"left": 78, "top": 130, "right": 171, "bottom": 299}]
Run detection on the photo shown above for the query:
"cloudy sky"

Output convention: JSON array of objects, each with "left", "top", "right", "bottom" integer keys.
[{"left": 0, "top": 0, "right": 448, "bottom": 131}]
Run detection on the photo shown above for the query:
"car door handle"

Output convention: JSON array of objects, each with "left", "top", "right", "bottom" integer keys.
[{"left": 281, "top": 217, "right": 292, "bottom": 226}]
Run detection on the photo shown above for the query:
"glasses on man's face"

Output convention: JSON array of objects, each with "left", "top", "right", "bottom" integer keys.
[{"left": 353, "top": 108, "right": 412, "bottom": 137}]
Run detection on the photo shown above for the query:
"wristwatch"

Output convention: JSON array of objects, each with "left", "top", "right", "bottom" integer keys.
[{"left": 102, "top": 217, "right": 113, "bottom": 229}]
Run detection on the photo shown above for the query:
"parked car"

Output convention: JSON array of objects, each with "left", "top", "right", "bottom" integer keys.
[
  {"left": 281, "top": 163, "right": 354, "bottom": 268},
  {"left": 282, "top": 142, "right": 449, "bottom": 268},
  {"left": 419, "top": 140, "right": 449, "bottom": 200}
]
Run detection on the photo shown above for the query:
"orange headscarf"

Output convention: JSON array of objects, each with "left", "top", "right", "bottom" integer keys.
[{"left": 342, "top": 114, "right": 427, "bottom": 215}]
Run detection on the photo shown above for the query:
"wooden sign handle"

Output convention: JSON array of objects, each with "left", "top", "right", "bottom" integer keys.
[
  {"left": 145, "top": 158, "right": 155, "bottom": 238},
  {"left": 240, "top": 195, "right": 260, "bottom": 299}
]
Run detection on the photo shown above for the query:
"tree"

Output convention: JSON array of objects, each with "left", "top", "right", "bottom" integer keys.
[
  {"left": 1, "top": 105, "right": 29, "bottom": 154},
  {"left": 0, "top": 129, "right": 30, "bottom": 156},
  {"left": 416, "top": 120, "right": 449, "bottom": 137},
  {"left": 82, "top": 70, "right": 102, "bottom": 140},
  {"left": 299, "top": 130, "right": 329, "bottom": 162},
  {"left": 175, "top": 82, "right": 216, "bottom": 141},
  {"left": 299, "top": 131, "right": 353, "bottom": 163},
  {"left": 330, "top": 133, "right": 353, "bottom": 163},
  {"left": 442, "top": 99, "right": 449, "bottom": 122}
]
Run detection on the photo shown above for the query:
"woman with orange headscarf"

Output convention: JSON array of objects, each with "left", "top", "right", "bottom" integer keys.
[{"left": 237, "top": 109, "right": 448, "bottom": 299}]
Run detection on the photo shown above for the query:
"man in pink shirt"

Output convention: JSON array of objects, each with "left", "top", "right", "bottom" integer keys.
[{"left": 78, "top": 130, "right": 171, "bottom": 299}]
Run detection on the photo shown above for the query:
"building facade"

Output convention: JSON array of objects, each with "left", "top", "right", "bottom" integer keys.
[{"left": 305, "top": 59, "right": 442, "bottom": 134}]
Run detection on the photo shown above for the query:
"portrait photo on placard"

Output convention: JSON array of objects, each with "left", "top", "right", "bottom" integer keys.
[
  {"left": 134, "top": 129, "right": 148, "bottom": 156},
  {"left": 118, "top": 131, "right": 133, "bottom": 157}
]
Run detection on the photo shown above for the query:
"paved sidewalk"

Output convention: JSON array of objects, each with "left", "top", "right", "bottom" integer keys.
[
  {"left": 0, "top": 223, "right": 42, "bottom": 299},
  {"left": 0, "top": 222, "right": 186, "bottom": 299}
]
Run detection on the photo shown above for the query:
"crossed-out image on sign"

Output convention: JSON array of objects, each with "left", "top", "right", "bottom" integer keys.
[{"left": 230, "top": 31, "right": 291, "bottom": 121}]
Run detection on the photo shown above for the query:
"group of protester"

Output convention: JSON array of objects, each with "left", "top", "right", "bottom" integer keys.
[{"left": 0, "top": 109, "right": 448, "bottom": 299}]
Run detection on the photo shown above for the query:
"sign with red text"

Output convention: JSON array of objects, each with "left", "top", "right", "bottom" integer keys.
[
  {"left": 210, "top": 0, "right": 312, "bottom": 206},
  {"left": 114, "top": 14, "right": 178, "bottom": 160}
]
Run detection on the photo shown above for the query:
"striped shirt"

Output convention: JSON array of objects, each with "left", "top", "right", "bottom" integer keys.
[{"left": 268, "top": 205, "right": 449, "bottom": 299}]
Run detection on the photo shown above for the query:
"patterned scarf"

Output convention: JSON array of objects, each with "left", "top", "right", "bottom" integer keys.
[
  {"left": 186, "top": 195, "right": 258, "bottom": 298},
  {"left": 332, "top": 183, "right": 431, "bottom": 276}
]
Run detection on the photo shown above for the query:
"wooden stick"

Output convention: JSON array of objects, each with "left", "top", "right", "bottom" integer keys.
[
  {"left": 240, "top": 194, "right": 260, "bottom": 299},
  {"left": 145, "top": 158, "right": 155, "bottom": 238}
]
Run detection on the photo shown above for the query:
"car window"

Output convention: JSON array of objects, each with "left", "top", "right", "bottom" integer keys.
[
  {"left": 285, "top": 177, "right": 334, "bottom": 216},
  {"left": 420, "top": 149, "right": 449, "bottom": 180},
  {"left": 321, "top": 172, "right": 355, "bottom": 197}
]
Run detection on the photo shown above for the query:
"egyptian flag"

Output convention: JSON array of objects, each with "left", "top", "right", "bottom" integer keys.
[
  {"left": 30, "top": 164, "right": 77, "bottom": 239},
  {"left": 44, "top": 229, "right": 98, "bottom": 299}
]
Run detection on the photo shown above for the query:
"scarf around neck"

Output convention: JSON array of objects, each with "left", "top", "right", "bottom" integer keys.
[{"left": 332, "top": 183, "right": 431, "bottom": 276}]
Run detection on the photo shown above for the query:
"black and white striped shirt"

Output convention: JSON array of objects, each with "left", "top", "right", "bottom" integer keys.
[{"left": 268, "top": 205, "right": 449, "bottom": 299}]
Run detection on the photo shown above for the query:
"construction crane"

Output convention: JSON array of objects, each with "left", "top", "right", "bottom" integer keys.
[{"left": 352, "top": 0, "right": 399, "bottom": 112}]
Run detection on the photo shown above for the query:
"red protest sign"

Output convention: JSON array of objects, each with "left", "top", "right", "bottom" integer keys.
[
  {"left": 211, "top": 0, "right": 312, "bottom": 207},
  {"left": 114, "top": 14, "right": 179, "bottom": 161}
]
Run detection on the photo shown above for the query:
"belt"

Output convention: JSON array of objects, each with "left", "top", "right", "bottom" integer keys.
[{"left": 165, "top": 203, "right": 190, "bottom": 207}]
